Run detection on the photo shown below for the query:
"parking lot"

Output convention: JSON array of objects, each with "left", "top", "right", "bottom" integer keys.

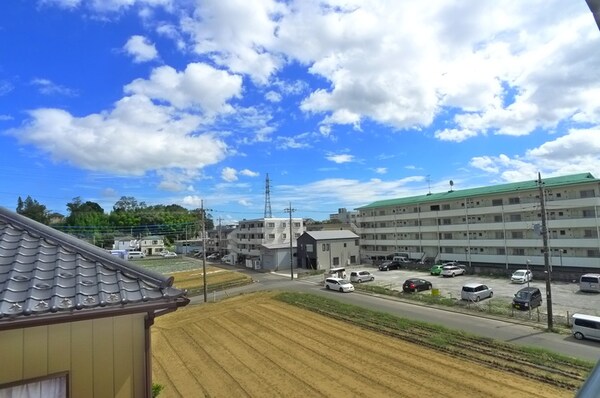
[{"left": 309, "top": 264, "right": 600, "bottom": 318}]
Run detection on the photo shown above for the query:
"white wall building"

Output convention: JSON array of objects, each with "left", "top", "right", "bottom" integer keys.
[
  {"left": 357, "top": 173, "right": 600, "bottom": 276},
  {"left": 228, "top": 217, "right": 304, "bottom": 265}
]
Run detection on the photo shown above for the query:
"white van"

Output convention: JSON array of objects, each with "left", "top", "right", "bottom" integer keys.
[
  {"left": 127, "top": 251, "right": 145, "bottom": 259},
  {"left": 580, "top": 274, "right": 600, "bottom": 293},
  {"left": 572, "top": 313, "right": 600, "bottom": 341}
]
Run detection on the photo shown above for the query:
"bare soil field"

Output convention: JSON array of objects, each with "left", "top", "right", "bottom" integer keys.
[{"left": 152, "top": 292, "right": 579, "bottom": 398}]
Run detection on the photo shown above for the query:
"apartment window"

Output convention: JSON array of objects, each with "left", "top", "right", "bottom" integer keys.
[
  {"left": 267, "top": 222, "right": 275, "bottom": 228},
  {"left": 496, "top": 248, "right": 506, "bottom": 255},
  {"left": 508, "top": 197, "right": 520, "bottom": 204},
  {"left": 295, "top": 233, "right": 300, "bottom": 238},
  {"left": 333, "top": 257, "right": 340, "bottom": 266},
  {"left": 584, "top": 229, "right": 598, "bottom": 238},
  {"left": 282, "top": 234, "right": 286, "bottom": 239},
  {"left": 380, "top": 234, "right": 387, "bottom": 240},
  {"left": 443, "top": 247, "right": 454, "bottom": 253},
  {"left": 512, "top": 248, "right": 525, "bottom": 255},
  {"left": 355, "top": 239, "right": 359, "bottom": 246},
  {"left": 268, "top": 234, "right": 275, "bottom": 239},
  {"left": 442, "top": 218, "right": 451, "bottom": 225},
  {"left": 306, "top": 244, "right": 313, "bottom": 252},
  {"left": 443, "top": 233, "right": 453, "bottom": 240},
  {"left": 344, "top": 243, "right": 347, "bottom": 247},
  {"left": 511, "top": 231, "right": 524, "bottom": 239},
  {"left": 495, "top": 231, "right": 505, "bottom": 239},
  {"left": 509, "top": 214, "right": 522, "bottom": 222},
  {"left": 587, "top": 249, "right": 600, "bottom": 257},
  {"left": 580, "top": 189, "right": 596, "bottom": 198},
  {"left": 322, "top": 243, "right": 330, "bottom": 251},
  {"left": 281, "top": 222, "right": 286, "bottom": 228},
  {"left": 560, "top": 230, "right": 566, "bottom": 236},
  {"left": 430, "top": 205, "right": 440, "bottom": 211},
  {"left": 583, "top": 209, "right": 596, "bottom": 218},
  {"left": 494, "top": 215, "right": 503, "bottom": 222},
  {"left": 491, "top": 199, "right": 503, "bottom": 206},
  {"left": 294, "top": 222, "right": 301, "bottom": 227},
  {"left": 442, "top": 204, "right": 451, "bottom": 210}
]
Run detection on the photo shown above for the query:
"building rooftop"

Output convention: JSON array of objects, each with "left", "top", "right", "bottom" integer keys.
[
  {"left": 357, "top": 173, "right": 598, "bottom": 210},
  {"left": 303, "top": 230, "right": 359, "bottom": 240},
  {"left": 0, "top": 207, "right": 188, "bottom": 326}
]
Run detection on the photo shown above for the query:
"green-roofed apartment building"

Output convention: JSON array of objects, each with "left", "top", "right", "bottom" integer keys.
[{"left": 356, "top": 173, "right": 600, "bottom": 278}]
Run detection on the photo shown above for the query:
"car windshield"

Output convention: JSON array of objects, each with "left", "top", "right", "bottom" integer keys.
[
  {"left": 513, "top": 271, "right": 525, "bottom": 276},
  {"left": 515, "top": 290, "right": 531, "bottom": 299},
  {"left": 340, "top": 279, "right": 351, "bottom": 284}
]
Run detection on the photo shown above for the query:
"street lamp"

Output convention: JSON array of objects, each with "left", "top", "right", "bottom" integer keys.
[{"left": 526, "top": 259, "right": 531, "bottom": 288}]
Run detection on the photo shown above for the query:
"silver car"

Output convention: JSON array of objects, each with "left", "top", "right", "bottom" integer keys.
[
  {"left": 441, "top": 265, "right": 466, "bottom": 277},
  {"left": 461, "top": 283, "right": 493, "bottom": 302},
  {"left": 350, "top": 270, "right": 375, "bottom": 283}
]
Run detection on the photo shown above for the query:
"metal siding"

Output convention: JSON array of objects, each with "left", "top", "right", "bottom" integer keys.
[
  {"left": 113, "top": 315, "right": 135, "bottom": 398},
  {"left": 23, "top": 326, "right": 48, "bottom": 379},
  {"left": 0, "top": 329, "right": 24, "bottom": 383},
  {"left": 93, "top": 318, "right": 115, "bottom": 397}
]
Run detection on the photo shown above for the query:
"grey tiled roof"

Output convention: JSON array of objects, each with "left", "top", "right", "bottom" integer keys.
[{"left": 0, "top": 207, "right": 188, "bottom": 322}]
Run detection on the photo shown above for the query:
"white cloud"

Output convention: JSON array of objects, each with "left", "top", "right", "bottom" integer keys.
[
  {"left": 124, "top": 63, "right": 242, "bottom": 113},
  {"left": 221, "top": 167, "right": 238, "bottom": 182},
  {"left": 31, "top": 78, "right": 78, "bottom": 96},
  {"left": 434, "top": 128, "right": 479, "bottom": 142},
  {"left": 276, "top": 133, "right": 311, "bottom": 150},
  {"left": 240, "top": 169, "right": 259, "bottom": 177},
  {"left": 9, "top": 94, "right": 229, "bottom": 176},
  {"left": 124, "top": 35, "right": 158, "bottom": 63},
  {"left": 326, "top": 153, "right": 354, "bottom": 164},
  {"left": 374, "top": 167, "right": 387, "bottom": 174},
  {"left": 0, "top": 81, "right": 14, "bottom": 96},
  {"left": 265, "top": 91, "right": 281, "bottom": 103}
]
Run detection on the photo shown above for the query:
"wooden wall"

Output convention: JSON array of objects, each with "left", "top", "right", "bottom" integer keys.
[{"left": 0, "top": 313, "right": 146, "bottom": 398}]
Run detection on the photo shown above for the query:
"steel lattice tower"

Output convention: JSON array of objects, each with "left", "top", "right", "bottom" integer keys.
[{"left": 264, "top": 173, "right": 272, "bottom": 218}]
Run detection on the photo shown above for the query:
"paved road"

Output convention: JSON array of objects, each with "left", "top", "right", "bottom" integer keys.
[{"left": 192, "top": 264, "right": 600, "bottom": 362}]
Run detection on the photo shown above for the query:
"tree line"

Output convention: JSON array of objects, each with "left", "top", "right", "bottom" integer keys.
[{"left": 15, "top": 195, "right": 213, "bottom": 248}]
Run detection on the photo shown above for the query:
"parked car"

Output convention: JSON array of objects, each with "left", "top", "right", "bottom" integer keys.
[
  {"left": 430, "top": 264, "right": 444, "bottom": 275},
  {"left": 207, "top": 253, "right": 220, "bottom": 260},
  {"left": 379, "top": 261, "right": 402, "bottom": 271},
  {"left": 511, "top": 269, "right": 532, "bottom": 284},
  {"left": 512, "top": 286, "right": 542, "bottom": 310},
  {"left": 161, "top": 251, "right": 177, "bottom": 258},
  {"left": 441, "top": 265, "right": 466, "bottom": 277},
  {"left": 579, "top": 273, "right": 600, "bottom": 293},
  {"left": 461, "top": 283, "right": 493, "bottom": 302},
  {"left": 572, "top": 313, "right": 600, "bottom": 341},
  {"left": 350, "top": 270, "right": 375, "bottom": 283},
  {"left": 324, "top": 277, "right": 355, "bottom": 292},
  {"left": 127, "top": 251, "right": 145, "bottom": 259},
  {"left": 402, "top": 278, "right": 433, "bottom": 293}
]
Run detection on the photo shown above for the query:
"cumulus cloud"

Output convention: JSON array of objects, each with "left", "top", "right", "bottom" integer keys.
[
  {"left": 124, "top": 35, "right": 158, "bottom": 63},
  {"left": 240, "top": 169, "right": 259, "bottom": 177},
  {"left": 265, "top": 91, "right": 281, "bottom": 103},
  {"left": 221, "top": 167, "right": 238, "bottom": 182},
  {"left": 374, "top": 167, "right": 387, "bottom": 174},
  {"left": 8, "top": 95, "right": 228, "bottom": 176},
  {"left": 124, "top": 63, "right": 242, "bottom": 113}
]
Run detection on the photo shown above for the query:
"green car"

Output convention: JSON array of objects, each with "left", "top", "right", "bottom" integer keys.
[{"left": 430, "top": 264, "right": 444, "bottom": 275}]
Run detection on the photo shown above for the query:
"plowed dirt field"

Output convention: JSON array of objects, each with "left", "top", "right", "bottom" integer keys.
[{"left": 152, "top": 292, "right": 572, "bottom": 397}]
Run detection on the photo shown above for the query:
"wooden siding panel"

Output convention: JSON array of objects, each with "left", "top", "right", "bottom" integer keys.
[
  {"left": 70, "top": 320, "right": 93, "bottom": 396},
  {"left": 132, "top": 314, "right": 147, "bottom": 398},
  {"left": 48, "top": 322, "right": 71, "bottom": 374},
  {"left": 0, "top": 329, "right": 24, "bottom": 383},
  {"left": 93, "top": 318, "right": 115, "bottom": 398},
  {"left": 113, "top": 315, "right": 134, "bottom": 398},
  {"left": 23, "top": 326, "right": 48, "bottom": 379}
]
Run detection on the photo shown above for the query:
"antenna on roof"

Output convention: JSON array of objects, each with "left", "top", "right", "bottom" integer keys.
[
  {"left": 264, "top": 173, "right": 272, "bottom": 218},
  {"left": 449, "top": 180, "right": 454, "bottom": 192},
  {"left": 427, "top": 175, "right": 431, "bottom": 195}
]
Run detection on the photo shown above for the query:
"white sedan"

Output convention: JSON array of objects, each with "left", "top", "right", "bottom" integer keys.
[{"left": 511, "top": 269, "right": 532, "bottom": 283}]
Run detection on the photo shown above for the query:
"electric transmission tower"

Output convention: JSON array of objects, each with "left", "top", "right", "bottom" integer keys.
[{"left": 264, "top": 173, "right": 272, "bottom": 218}]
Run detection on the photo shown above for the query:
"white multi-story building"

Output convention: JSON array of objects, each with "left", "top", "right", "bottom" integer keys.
[
  {"left": 357, "top": 173, "right": 600, "bottom": 275},
  {"left": 228, "top": 217, "right": 305, "bottom": 265}
]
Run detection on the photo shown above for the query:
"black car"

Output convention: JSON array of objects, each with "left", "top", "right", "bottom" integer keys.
[
  {"left": 512, "top": 287, "right": 542, "bottom": 310},
  {"left": 378, "top": 261, "right": 402, "bottom": 271},
  {"left": 402, "top": 278, "right": 433, "bottom": 292}
]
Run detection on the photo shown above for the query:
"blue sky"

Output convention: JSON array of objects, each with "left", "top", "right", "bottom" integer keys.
[{"left": 1, "top": 0, "right": 600, "bottom": 223}]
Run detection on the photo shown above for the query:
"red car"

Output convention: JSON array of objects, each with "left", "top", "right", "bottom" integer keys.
[{"left": 402, "top": 278, "right": 433, "bottom": 293}]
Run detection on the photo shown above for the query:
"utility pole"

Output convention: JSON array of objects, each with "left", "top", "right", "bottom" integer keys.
[
  {"left": 284, "top": 202, "right": 296, "bottom": 280},
  {"left": 537, "top": 172, "right": 553, "bottom": 330},
  {"left": 201, "top": 200, "right": 207, "bottom": 303}
]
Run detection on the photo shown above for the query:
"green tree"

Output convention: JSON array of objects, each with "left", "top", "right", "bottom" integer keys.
[{"left": 16, "top": 196, "right": 50, "bottom": 224}]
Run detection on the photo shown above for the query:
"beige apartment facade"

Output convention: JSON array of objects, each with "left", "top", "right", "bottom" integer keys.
[{"left": 357, "top": 173, "right": 600, "bottom": 274}]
